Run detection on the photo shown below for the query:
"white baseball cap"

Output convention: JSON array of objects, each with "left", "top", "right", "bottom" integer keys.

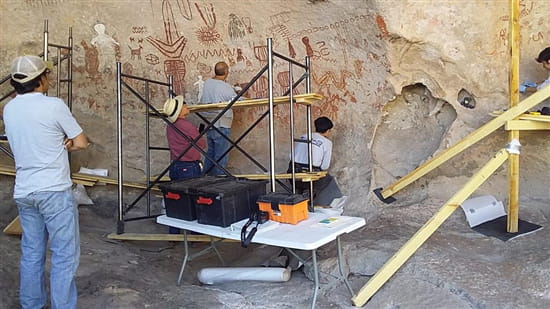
[{"left": 11, "top": 55, "right": 53, "bottom": 84}]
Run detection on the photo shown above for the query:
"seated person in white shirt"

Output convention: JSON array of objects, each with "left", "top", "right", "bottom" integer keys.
[
  {"left": 288, "top": 116, "right": 342, "bottom": 205},
  {"left": 520, "top": 47, "right": 550, "bottom": 115}
]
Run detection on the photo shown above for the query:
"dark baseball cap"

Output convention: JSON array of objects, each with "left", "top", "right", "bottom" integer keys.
[{"left": 535, "top": 47, "right": 550, "bottom": 63}]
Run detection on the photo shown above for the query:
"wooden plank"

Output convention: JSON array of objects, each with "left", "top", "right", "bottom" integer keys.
[
  {"left": 235, "top": 172, "right": 327, "bottom": 181},
  {"left": 1, "top": 165, "right": 155, "bottom": 190},
  {"left": 146, "top": 172, "right": 328, "bottom": 182},
  {"left": 505, "top": 120, "right": 550, "bottom": 130},
  {"left": 517, "top": 114, "right": 550, "bottom": 123},
  {"left": 491, "top": 111, "right": 550, "bottom": 122},
  {"left": 150, "top": 93, "right": 323, "bottom": 116},
  {"left": 3, "top": 216, "right": 22, "bottom": 235},
  {"left": 72, "top": 179, "right": 97, "bottom": 186},
  {"left": 507, "top": 0, "right": 520, "bottom": 233},
  {"left": 352, "top": 149, "right": 509, "bottom": 307},
  {"left": 71, "top": 173, "right": 161, "bottom": 191},
  {"left": 379, "top": 84, "right": 550, "bottom": 200},
  {"left": 106, "top": 232, "right": 237, "bottom": 242},
  {"left": 0, "top": 163, "right": 15, "bottom": 176}
]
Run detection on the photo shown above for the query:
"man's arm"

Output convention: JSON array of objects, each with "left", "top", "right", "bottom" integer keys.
[{"left": 64, "top": 132, "right": 89, "bottom": 151}]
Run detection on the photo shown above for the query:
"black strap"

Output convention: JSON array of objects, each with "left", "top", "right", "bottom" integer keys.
[
  {"left": 240, "top": 219, "right": 259, "bottom": 248},
  {"left": 240, "top": 211, "right": 269, "bottom": 248}
]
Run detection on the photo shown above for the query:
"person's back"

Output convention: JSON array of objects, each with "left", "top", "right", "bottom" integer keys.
[
  {"left": 290, "top": 116, "right": 334, "bottom": 172},
  {"left": 292, "top": 131, "right": 332, "bottom": 171},
  {"left": 4, "top": 55, "right": 88, "bottom": 309},
  {"left": 288, "top": 117, "right": 342, "bottom": 206},
  {"left": 199, "top": 61, "right": 239, "bottom": 175},
  {"left": 5, "top": 93, "right": 79, "bottom": 197},
  {"left": 200, "top": 78, "right": 235, "bottom": 128}
]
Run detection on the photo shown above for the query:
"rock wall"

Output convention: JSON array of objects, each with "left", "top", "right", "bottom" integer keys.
[{"left": 0, "top": 0, "right": 548, "bottom": 219}]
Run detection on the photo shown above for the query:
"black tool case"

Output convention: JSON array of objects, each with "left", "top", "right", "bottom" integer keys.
[
  {"left": 158, "top": 176, "right": 230, "bottom": 221},
  {"left": 194, "top": 178, "right": 267, "bottom": 227}
]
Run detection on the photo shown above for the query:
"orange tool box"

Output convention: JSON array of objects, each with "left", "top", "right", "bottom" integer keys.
[{"left": 257, "top": 193, "right": 308, "bottom": 225}]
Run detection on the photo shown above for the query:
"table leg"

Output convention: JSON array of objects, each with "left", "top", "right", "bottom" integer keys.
[
  {"left": 210, "top": 236, "right": 225, "bottom": 266},
  {"left": 311, "top": 249, "right": 319, "bottom": 309},
  {"left": 176, "top": 230, "right": 189, "bottom": 286},
  {"left": 336, "top": 236, "right": 354, "bottom": 296}
]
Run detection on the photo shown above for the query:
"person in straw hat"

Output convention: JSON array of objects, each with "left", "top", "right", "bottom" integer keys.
[
  {"left": 163, "top": 95, "right": 206, "bottom": 234},
  {"left": 164, "top": 95, "right": 206, "bottom": 180},
  {"left": 4, "top": 55, "right": 88, "bottom": 309}
]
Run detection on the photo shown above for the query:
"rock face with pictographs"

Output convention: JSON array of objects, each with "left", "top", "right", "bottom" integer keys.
[{"left": 0, "top": 1, "right": 549, "bottom": 308}]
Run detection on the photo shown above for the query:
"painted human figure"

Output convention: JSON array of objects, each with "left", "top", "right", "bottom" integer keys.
[
  {"left": 91, "top": 23, "right": 120, "bottom": 73},
  {"left": 194, "top": 75, "right": 205, "bottom": 102},
  {"left": 80, "top": 40, "right": 99, "bottom": 77}
]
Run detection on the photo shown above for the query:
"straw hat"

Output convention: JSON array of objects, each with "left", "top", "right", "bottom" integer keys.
[{"left": 163, "top": 95, "right": 185, "bottom": 123}]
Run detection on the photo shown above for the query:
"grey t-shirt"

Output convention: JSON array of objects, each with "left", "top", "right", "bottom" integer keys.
[
  {"left": 199, "top": 78, "right": 238, "bottom": 128},
  {"left": 4, "top": 92, "right": 83, "bottom": 198}
]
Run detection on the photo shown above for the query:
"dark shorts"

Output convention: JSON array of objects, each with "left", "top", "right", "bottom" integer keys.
[{"left": 169, "top": 161, "right": 201, "bottom": 180}]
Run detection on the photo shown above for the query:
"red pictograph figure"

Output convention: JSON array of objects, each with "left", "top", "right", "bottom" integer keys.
[
  {"left": 251, "top": 75, "right": 268, "bottom": 98},
  {"left": 375, "top": 14, "right": 389, "bottom": 38},
  {"left": 146, "top": 0, "right": 188, "bottom": 94},
  {"left": 277, "top": 71, "right": 299, "bottom": 96},
  {"left": 253, "top": 45, "right": 268, "bottom": 65},
  {"left": 288, "top": 39, "right": 296, "bottom": 59},
  {"left": 302, "top": 36, "right": 314, "bottom": 57},
  {"left": 195, "top": 2, "right": 221, "bottom": 46}
]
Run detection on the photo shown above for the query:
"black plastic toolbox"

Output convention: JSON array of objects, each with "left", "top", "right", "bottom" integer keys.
[
  {"left": 159, "top": 176, "right": 229, "bottom": 221},
  {"left": 195, "top": 178, "right": 268, "bottom": 227}
]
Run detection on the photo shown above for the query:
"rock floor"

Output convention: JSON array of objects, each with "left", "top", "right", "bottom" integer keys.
[{"left": 1, "top": 198, "right": 549, "bottom": 309}]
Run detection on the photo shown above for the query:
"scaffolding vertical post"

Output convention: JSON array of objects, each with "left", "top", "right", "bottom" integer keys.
[
  {"left": 168, "top": 76, "right": 174, "bottom": 98},
  {"left": 116, "top": 62, "right": 124, "bottom": 234},
  {"left": 67, "top": 27, "right": 73, "bottom": 110},
  {"left": 56, "top": 48, "right": 61, "bottom": 98},
  {"left": 145, "top": 81, "right": 151, "bottom": 216},
  {"left": 267, "top": 38, "right": 276, "bottom": 192},
  {"left": 43, "top": 20, "right": 49, "bottom": 96},
  {"left": 43, "top": 20, "right": 49, "bottom": 62},
  {"left": 289, "top": 62, "right": 296, "bottom": 194},
  {"left": 305, "top": 56, "right": 314, "bottom": 211}
]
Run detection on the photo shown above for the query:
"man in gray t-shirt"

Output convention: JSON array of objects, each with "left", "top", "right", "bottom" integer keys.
[
  {"left": 4, "top": 55, "right": 88, "bottom": 309},
  {"left": 199, "top": 61, "right": 239, "bottom": 175}
]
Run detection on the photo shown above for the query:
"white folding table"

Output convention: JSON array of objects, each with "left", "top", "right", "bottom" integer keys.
[{"left": 157, "top": 212, "right": 365, "bottom": 309}]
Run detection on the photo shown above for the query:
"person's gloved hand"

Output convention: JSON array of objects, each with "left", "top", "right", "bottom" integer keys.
[{"left": 519, "top": 81, "right": 537, "bottom": 93}]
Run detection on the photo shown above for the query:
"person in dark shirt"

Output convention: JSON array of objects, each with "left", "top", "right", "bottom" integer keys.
[
  {"left": 164, "top": 96, "right": 206, "bottom": 234},
  {"left": 164, "top": 95, "right": 206, "bottom": 180}
]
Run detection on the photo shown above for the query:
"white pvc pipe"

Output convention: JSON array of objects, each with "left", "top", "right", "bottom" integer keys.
[{"left": 198, "top": 267, "right": 291, "bottom": 285}]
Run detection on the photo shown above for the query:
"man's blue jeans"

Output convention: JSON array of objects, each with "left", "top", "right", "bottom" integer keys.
[
  {"left": 169, "top": 160, "right": 201, "bottom": 180},
  {"left": 15, "top": 189, "right": 80, "bottom": 309},
  {"left": 203, "top": 127, "right": 231, "bottom": 176},
  {"left": 168, "top": 161, "right": 201, "bottom": 234}
]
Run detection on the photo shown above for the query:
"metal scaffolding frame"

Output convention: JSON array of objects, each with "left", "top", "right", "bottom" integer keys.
[
  {"left": 0, "top": 19, "right": 74, "bottom": 159},
  {"left": 115, "top": 37, "right": 316, "bottom": 234}
]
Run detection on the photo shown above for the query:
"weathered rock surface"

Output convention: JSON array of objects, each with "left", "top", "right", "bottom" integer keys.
[{"left": 1, "top": 0, "right": 549, "bottom": 308}]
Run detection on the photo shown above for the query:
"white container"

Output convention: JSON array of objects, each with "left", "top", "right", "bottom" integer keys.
[
  {"left": 460, "top": 195, "right": 506, "bottom": 228},
  {"left": 197, "top": 267, "right": 291, "bottom": 285}
]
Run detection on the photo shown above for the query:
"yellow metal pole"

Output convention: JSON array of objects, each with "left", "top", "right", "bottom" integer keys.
[
  {"left": 352, "top": 149, "right": 509, "bottom": 307},
  {"left": 507, "top": 0, "right": 520, "bottom": 233}
]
